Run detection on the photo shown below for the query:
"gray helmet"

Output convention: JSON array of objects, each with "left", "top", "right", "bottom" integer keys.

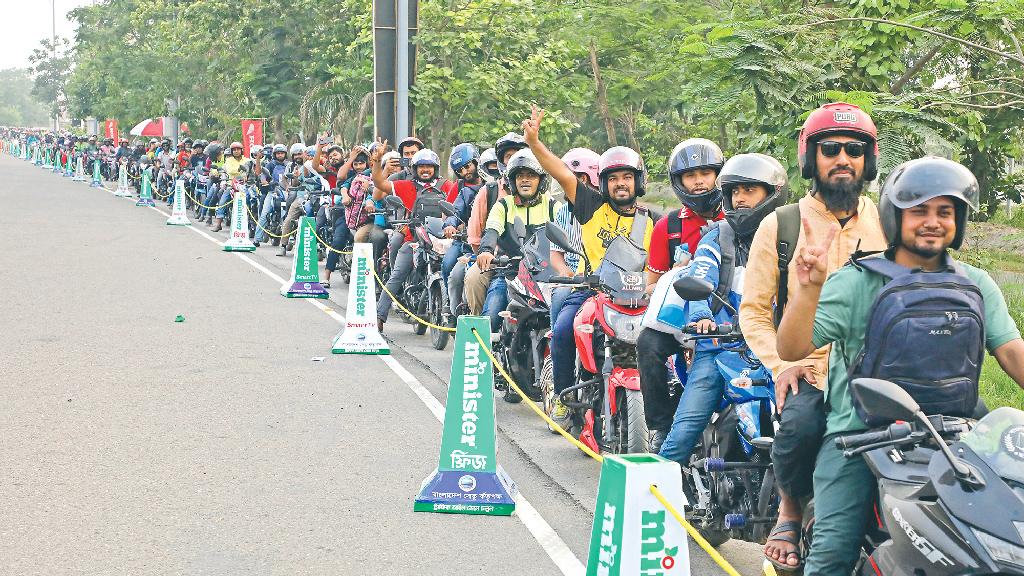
[
  {"left": 718, "top": 153, "right": 789, "bottom": 239},
  {"left": 879, "top": 156, "right": 979, "bottom": 250},
  {"left": 668, "top": 138, "right": 725, "bottom": 213},
  {"left": 494, "top": 133, "right": 528, "bottom": 174},
  {"left": 289, "top": 143, "right": 304, "bottom": 156},
  {"left": 480, "top": 147, "right": 499, "bottom": 178},
  {"left": 504, "top": 149, "right": 549, "bottom": 203},
  {"left": 272, "top": 144, "right": 288, "bottom": 155}
]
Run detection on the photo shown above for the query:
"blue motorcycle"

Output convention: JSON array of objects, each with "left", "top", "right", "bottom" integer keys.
[{"left": 673, "top": 277, "right": 779, "bottom": 548}]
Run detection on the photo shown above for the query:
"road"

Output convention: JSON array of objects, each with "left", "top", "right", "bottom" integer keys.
[{"left": 0, "top": 153, "right": 762, "bottom": 575}]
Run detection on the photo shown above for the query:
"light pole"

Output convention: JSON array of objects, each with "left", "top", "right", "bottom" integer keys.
[{"left": 52, "top": 0, "right": 58, "bottom": 132}]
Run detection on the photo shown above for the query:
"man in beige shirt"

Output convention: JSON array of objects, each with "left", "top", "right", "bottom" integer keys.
[{"left": 739, "top": 102, "right": 888, "bottom": 570}]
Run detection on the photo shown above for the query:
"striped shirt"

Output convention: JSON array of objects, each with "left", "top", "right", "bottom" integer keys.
[{"left": 552, "top": 202, "right": 583, "bottom": 271}]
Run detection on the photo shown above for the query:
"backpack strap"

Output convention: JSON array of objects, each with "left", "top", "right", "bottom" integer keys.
[
  {"left": 486, "top": 181, "right": 499, "bottom": 212},
  {"left": 666, "top": 209, "right": 683, "bottom": 258},
  {"left": 629, "top": 206, "right": 650, "bottom": 248},
  {"left": 773, "top": 203, "right": 801, "bottom": 328},
  {"left": 854, "top": 255, "right": 911, "bottom": 280},
  {"left": 711, "top": 221, "right": 736, "bottom": 314}
]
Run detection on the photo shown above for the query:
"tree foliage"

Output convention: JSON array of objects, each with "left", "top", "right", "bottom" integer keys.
[{"left": 44, "top": 0, "right": 1023, "bottom": 216}]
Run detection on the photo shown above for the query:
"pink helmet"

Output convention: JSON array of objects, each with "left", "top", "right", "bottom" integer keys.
[{"left": 561, "top": 147, "right": 600, "bottom": 187}]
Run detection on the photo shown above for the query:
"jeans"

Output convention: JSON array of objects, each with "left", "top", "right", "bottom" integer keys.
[
  {"left": 255, "top": 191, "right": 282, "bottom": 243},
  {"left": 771, "top": 379, "right": 826, "bottom": 500},
  {"left": 804, "top": 437, "right": 875, "bottom": 575},
  {"left": 637, "top": 327, "right": 687, "bottom": 432},
  {"left": 658, "top": 350, "right": 725, "bottom": 465},
  {"left": 482, "top": 275, "right": 508, "bottom": 333},
  {"left": 325, "top": 218, "right": 352, "bottom": 272},
  {"left": 377, "top": 240, "right": 414, "bottom": 321},
  {"left": 550, "top": 290, "right": 594, "bottom": 394},
  {"left": 442, "top": 240, "right": 471, "bottom": 287},
  {"left": 215, "top": 186, "right": 233, "bottom": 219}
]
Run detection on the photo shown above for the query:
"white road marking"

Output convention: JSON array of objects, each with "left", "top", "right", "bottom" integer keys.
[{"left": 97, "top": 182, "right": 587, "bottom": 576}]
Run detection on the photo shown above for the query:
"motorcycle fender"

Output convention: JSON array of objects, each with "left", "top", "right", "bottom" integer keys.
[
  {"left": 573, "top": 297, "right": 600, "bottom": 374},
  {"left": 580, "top": 409, "right": 601, "bottom": 455}
]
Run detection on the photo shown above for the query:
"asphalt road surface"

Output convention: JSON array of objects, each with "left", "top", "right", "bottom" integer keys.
[{"left": 0, "top": 153, "right": 763, "bottom": 575}]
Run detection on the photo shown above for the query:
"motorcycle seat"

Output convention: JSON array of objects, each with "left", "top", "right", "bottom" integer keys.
[{"left": 750, "top": 437, "right": 773, "bottom": 451}]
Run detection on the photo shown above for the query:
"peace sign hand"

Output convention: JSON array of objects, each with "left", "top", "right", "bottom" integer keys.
[
  {"left": 369, "top": 138, "right": 387, "bottom": 165},
  {"left": 521, "top": 105, "right": 545, "bottom": 146},
  {"left": 794, "top": 217, "right": 837, "bottom": 287}
]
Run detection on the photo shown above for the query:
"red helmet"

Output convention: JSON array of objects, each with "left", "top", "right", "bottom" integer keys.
[
  {"left": 798, "top": 102, "right": 878, "bottom": 181},
  {"left": 229, "top": 141, "right": 243, "bottom": 150}
]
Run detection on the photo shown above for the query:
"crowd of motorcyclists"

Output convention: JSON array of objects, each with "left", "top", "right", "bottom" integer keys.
[{"left": 6, "top": 99, "right": 1024, "bottom": 576}]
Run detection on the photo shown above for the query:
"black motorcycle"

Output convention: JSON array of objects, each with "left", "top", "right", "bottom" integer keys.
[{"left": 792, "top": 378, "right": 1024, "bottom": 576}]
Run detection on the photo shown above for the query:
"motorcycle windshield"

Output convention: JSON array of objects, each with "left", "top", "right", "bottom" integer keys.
[
  {"left": 960, "top": 407, "right": 1024, "bottom": 486},
  {"left": 595, "top": 235, "right": 647, "bottom": 304}
]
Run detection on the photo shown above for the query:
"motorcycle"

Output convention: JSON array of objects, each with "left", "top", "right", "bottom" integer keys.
[
  {"left": 489, "top": 217, "right": 554, "bottom": 403},
  {"left": 672, "top": 276, "right": 779, "bottom": 547},
  {"left": 542, "top": 221, "right": 650, "bottom": 455},
  {"left": 788, "top": 378, "right": 1024, "bottom": 576}
]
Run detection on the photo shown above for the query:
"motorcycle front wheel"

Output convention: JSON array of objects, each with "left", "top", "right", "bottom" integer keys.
[
  {"left": 412, "top": 290, "right": 428, "bottom": 335},
  {"left": 613, "top": 388, "right": 649, "bottom": 454},
  {"left": 429, "top": 284, "right": 449, "bottom": 350}
]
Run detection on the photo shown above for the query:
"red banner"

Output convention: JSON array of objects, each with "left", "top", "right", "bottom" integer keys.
[
  {"left": 241, "top": 119, "right": 264, "bottom": 157},
  {"left": 104, "top": 119, "right": 119, "bottom": 142}
]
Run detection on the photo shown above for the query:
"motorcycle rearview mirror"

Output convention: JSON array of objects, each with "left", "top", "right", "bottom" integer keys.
[
  {"left": 425, "top": 216, "right": 446, "bottom": 238},
  {"left": 545, "top": 221, "right": 574, "bottom": 254},
  {"left": 673, "top": 276, "right": 737, "bottom": 315},
  {"left": 439, "top": 200, "right": 457, "bottom": 218},
  {"left": 384, "top": 195, "right": 406, "bottom": 211},
  {"left": 513, "top": 216, "right": 527, "bottom": 245}
]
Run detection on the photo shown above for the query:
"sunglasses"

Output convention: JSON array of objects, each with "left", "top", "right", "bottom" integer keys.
[{"left": 818, "top": 140, "right": 866, "bottom": 158}]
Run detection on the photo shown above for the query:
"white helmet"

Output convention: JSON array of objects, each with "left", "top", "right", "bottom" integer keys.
[{"left": 381, "top": 150, "right": 400, "bottom": 169}]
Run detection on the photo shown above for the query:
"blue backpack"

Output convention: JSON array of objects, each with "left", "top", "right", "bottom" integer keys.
[{"left": 847, "top": 254, "right": 985, "bottom": 427}]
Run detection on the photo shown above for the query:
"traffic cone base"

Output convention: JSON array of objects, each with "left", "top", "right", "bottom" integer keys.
[
  {"left": 115, "top": 165, "right": 132, "bottom": 197},
  {"left": 280, "top": 216, "right": 327, "bottom": 298},
  {"left": 222, "top": 192, "right": 256, "bottom": 251},
  {"left": 332, "top": 242, "right": 388, "bottom": 354},
  {"left": 136, "top": 172, "right": 155, "bottom": 206},
  {"left": 414, "top": 316, "right": 516, "bottom": 516},
  {"left": 586, "top": 454, "right": 691, "bottom": 576}
]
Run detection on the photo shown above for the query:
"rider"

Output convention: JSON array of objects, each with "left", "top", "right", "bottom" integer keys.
[
  {"left": 656, "top": 153, "right": 789, "bottom": 468},
  {"left": 321, "top": 144, "right": 370, "bottom": 287},
  {"left": 253, "top": 144, "right": 291, "bottom": 247},
  {"left": 522, "top": 105, "right": 655, "bottom": 427},
  {"left": 638, "top": 138, "right": 726, "bottom": 452},
  {"left": 339, "top": 147, "right": 389, "bottom": 279},
  {"left": 775, "top": 156, "right": 1024, "bottom": 575},
  {"left": 549, "top": 149, "right": 594, "bottom": 322},
  {"left": 740, "top": 102, "right": 887, "bottom": 570},
  {"left": 387, "top": 136, "right": 424, "bottom": 182},
  {"left": 370, "top": 142, "right": 448, "bottom": 332},
  {"left": 114, "top": 138, "right": 132, "bottom": 165},
  {"left": 277, "top": 145, "right": 323, "bottom": 254},
  {"left": 473, "top": 149, "right": 554, "bottom": 333},
  {"left": 441, "top": 143, "right": 484, "bottom": 291},
  {"left": 155, "top": 139, "right": 175, "bottom": 193},
  {"left": 479, "top": 147, "right": 500, "bottom": 183},
  {"left": 209, "top": 142, "right": 247, "bottom": 232}
]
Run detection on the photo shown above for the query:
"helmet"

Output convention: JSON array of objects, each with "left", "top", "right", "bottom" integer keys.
[
  {"left": 289, "top": 143, "right": 304, "bottom": 156},
  {"left": 480, "top": 147, "right": 499, "bottom": 178},
  {"left": 798, "top": 102, "right": 878, "bottom": 181},
  {"left": 397, "top": 136, "right": 424, "bottom": 155},
  {"left": 879, "top": 156, "right": 979, "bottom": 250},
  {"left": 149, "top": 138, "right": 158, "bottom": 145},
  {"left": 598, "top": 146, "right": 647, "bottom": 198},
  {"left": 561, "top": 147, "right": 600, "bottom": 187},
  {"left": 381, "top": 150, "right": 400, "bottom": 169},
  {"left": 205, "top": 143, "right": 223, "bottom": 158},
  {"left": 87, "top": 135, "right": 96, "bottom": 142},
  {"left": 504, "top": 149, "right": 549, "bottom": 203},
  {"left": 182, "top": 138, "right": 193, "bottom": 146},
  {"left": 449, "top": 143, "right": 480, "bottom": 172},
  {"left": 250, "top": 145, "right": 263, "bottom": 158},
  {"left": 305, "top": 146, "right": 317, "bottom": 157},
  {"left": 494, "top": 133, "right": 528, "bottom": 173},
  {"left": 139, "top": 155, "right": 152, "bottom": 166},
  {"left": 668, "top": 138, "right": 725, "bottom": 213},
  {"left": 229, "top": 141, "right": 243, "bottom": 151},
  {"left": 192, "top": 140, "right": 205, "bottom": 150},
  {"left": 273, "top": 144, "right": 288, "bottom": 155},
  {"left": 718, "top": 154, "right": 790, "bottom": 239},
  {"left": 119, "top": 138, "right": 128, "bottom": 144},
  {"left": 161, "top": 139, "right": 171, "bottom": 147}
]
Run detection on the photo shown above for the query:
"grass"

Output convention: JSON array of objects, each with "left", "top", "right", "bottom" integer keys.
[
  {"left": 981, "top": 282, "right": 1024, "bottom": 411},
  {"left": 954, "top": 246, "right": 1024, "bottom": 273}
]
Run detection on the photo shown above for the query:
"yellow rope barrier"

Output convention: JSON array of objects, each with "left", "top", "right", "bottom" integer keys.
[
  {"left": 242, "top": 200, "right": 297, "bottom": 239},
  {"left": 181, "top": 186, "right": 235, "bottom": 210},
  {"left": 369, "top": 259, "right": 456, "bottom": 332},
  {"left": 650, "top": 485, "right": 744, "bottom": 576}
]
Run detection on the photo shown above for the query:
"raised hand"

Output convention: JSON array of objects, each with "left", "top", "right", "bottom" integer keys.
[
  {"left": 521, "top": 105, "right": 545, "bottom": 145},
  {"left": 369, "top": 138, "right": 387, "bottom": 165},
  {"left": 794, "top": 217, "right": 837, "bottom": 287}
]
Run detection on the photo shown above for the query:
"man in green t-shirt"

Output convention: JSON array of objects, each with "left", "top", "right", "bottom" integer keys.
[{"left": 777, "top": 156, "right": 1024, "bottom": 575}]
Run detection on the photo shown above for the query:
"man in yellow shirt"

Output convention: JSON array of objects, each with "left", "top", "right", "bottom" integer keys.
[
  {"left": 210, "top": 141, "right": 248, "bottom": 232},
  {"left": 739, "top": 102, "right": 887, "bottom": 570},
  {"left": 522, "top": 105, "right": 654, "bottom": 425}
]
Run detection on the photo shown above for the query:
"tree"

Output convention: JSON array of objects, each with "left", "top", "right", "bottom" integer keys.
[{"left": 0, "top": 68, "right": 52, "bottom": 127}]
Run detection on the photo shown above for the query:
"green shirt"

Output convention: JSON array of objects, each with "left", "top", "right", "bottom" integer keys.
[{"left": 811, "top": 256, "right": 1021, "bottom": 436}]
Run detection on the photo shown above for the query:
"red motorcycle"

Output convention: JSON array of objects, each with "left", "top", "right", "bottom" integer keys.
[{"left": 543, "top": 222, "right": 649, "bottom": 455}]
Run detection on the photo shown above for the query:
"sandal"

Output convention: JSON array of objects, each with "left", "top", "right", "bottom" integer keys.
[
  {"left": 321, "top": 281, "right": 331, "bottom": 289},
  {"left": 764, "top": 520, "right": 804, "bottom": 571}
]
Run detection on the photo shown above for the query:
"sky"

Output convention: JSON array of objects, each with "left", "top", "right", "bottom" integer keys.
[{"left": 0, "top": 1, "right": 93, "bottom": 71}]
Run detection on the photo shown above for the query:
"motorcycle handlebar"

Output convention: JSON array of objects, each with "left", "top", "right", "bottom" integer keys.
[
  {"left": 683, "top": 322, "right": 735, "bottom": 336},
  {"left": 835, "top": 422, "right": 913, "bottom": 451}
]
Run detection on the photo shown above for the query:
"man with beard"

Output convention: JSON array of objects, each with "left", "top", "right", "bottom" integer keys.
[
  {"left": 522, "top": 105, "right": 654, "bottom": 424},
  {"left": 776, "top": 157, "right": 1024, "bottom": 574},
  {"left": 441, "top": 143, "right": 485, "bottom": 294},
  {"left": 739, "top": 102, "right": 887, "bottom": 571}
]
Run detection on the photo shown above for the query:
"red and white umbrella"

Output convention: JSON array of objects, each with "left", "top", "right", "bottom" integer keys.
[{"left": 128, "top": 118, "right": 191, "bottom": 137}]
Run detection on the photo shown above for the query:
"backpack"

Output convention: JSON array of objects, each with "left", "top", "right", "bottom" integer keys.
[
  {"left": 698, "top": 220, "right": 740, "bottom": 315},
  {"left": 846, "top": 255, "right": 985, "bottom": 427},
  {"left": 773, "top": 203, "right": 801, "bottom": 328},
  {"left": 410, "top": 181, "right": 445, "bottom": 219},
  {"left": 485, "top": 181, "right": 500, "bottom": 212}
]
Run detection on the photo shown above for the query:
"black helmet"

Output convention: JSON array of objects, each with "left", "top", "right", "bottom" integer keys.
[
  {"left": 494, "top": 132, "right": 528, "bottom": 173},
  {"left": 668, "top": 138, "right": 725, "bottom": 214},
  {"left": 205, "top": 142, "right": 223, "bottom": 158},
  {"left": 718, "top": 153, "right": 790, "bottom": 239},
  {"left": 194, "top": 139, "right": 208, "bottom": 150},
  {"left": 879, "top": 156, "right": 979, "bottom": 250},
  {"left": 504, "top": 149, "right": 549, "bottom": 204}
]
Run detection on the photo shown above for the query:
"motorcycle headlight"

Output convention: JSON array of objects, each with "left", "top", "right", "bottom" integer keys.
[
  {"left": 974, "top": 526, "right": 1024, "bottom": 569},
  {"left": 602, "top": 307, "right": 643, "bottom": 345}
]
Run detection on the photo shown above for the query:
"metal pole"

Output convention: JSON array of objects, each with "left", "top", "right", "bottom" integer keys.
[
  {"left": 396, "top": 0, "right": 409, "bottom": 141},
  {"left": 52, "top": 0, "right": 58, "bottom": 132}
]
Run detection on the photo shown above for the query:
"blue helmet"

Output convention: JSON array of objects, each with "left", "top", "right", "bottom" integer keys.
[
  {"left": 449, "top": 143, "right": 480, "bottom": 172},
  {"left": 305, "top": 146, "right": 317, "bottom": 157}
]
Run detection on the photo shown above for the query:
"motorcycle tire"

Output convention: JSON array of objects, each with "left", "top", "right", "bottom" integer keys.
[
  {"left": 615, "top": 388, "right": 649, "bottom": 454},
  {"left": 412, "top": 291, "right": 428, "bottom": 335},
  {"left": 540, "top": 356, "right": 561, "bottom": 434},
  {"left": 429, "top": 286, "right": 449, "bottom": 351}
]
